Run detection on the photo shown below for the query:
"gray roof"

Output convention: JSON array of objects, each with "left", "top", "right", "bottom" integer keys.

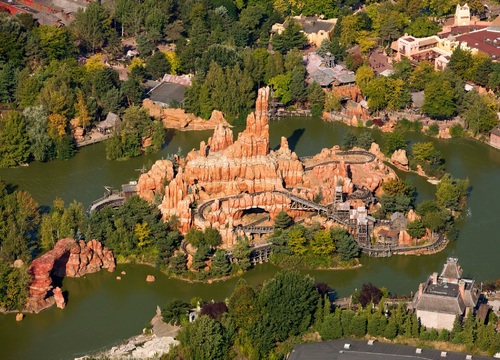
[
  {"left": 440, "top": 258, "right": 463, "bottom": 282},
  {"left": 97, "top": 112, "right": 120, "bottom": 130},
  {"left": 414, "top": 290, "right": 465, "bottom": 315},
  {"left": 411, "top": 91, "right": 424, "bottom": 108},
  {"left": 309, "top": 66, "right": 355, "bottom": 86},
  {"left": 148, "top": 82, "right": 186, "bottom": 105},
  {"left": 294, "top": 17, "right": 336, "bottom": 34},
  {"left": 287, "top": 339, "right": 493, "bottom": 360}
]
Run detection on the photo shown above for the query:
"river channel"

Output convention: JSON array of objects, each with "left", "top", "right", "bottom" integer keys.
[{"left": 1, "top": 117, "right": 500, "bottom": 359}]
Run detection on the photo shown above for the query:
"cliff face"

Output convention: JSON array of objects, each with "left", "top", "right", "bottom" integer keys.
[{"left": 26, "top": 238, "right": 115, "bottom": 313}]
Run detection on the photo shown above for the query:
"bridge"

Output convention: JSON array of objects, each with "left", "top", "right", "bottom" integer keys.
[
  {"left": 359, "top": 232, "right": 447, "bottom": 257},
  {"left": 227, "top": 242, "right": 273, "bottom": 265},
  {"left": 87, "top": 193, "right": 125, "bottom": 215}
]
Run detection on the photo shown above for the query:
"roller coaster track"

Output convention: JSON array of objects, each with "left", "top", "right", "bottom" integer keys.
[{"left": 196, "top": 189, "right": 349, "bottom": 234}]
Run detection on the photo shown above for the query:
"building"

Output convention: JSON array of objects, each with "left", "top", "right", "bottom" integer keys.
[
  {"left": 455, "top": 3, "right": 471, "bottom": 26},
  {"left": 454, "top": 16, "right": 500, "bottom": 60},
  {"left": 272, "top": 15, "right": 337, "bottom": 47},
  {"left": 391, "top": 34, "right": 470, "bottom": 71},
  {"left": 288, "top": 339, "right": 493, "bottom": 360},
  {"left": 412, "top": 258, "right": 480, "bottom": 330},
  {"left": 96, "top": 112, "right": 121, "bottom": 134},
  {"left": 489, "top": 125, "right": 500, "bottom": 149},
  {"left": 305, "top": 53, "right": 355, "bottom": 87},
  {"left": 147, "top": 82, "right": 187, "bottom": 108}
]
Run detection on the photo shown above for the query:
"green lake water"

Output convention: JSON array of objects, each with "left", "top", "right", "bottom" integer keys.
[{"left": 1, "top": 118, "right": 500, "bottom": 359}]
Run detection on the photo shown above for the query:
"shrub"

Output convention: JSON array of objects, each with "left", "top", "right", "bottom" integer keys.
[
  {"left": 365, "top": 120, "right": 373, "bottom": 127},
  {"left": 449, "top": 123, "right": 464, "bottom": 138},
  {"left": 425, "top": 123, "right": 439, "bottom": 136}
]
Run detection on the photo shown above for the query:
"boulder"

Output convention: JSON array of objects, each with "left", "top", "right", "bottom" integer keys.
[
  {"left": 146, "top": 275, "right": 156, "bottom": 282},
  {"left": 53, "top": 287, "right": 66, "bottom": 309},
  {"left": 15, "top": 313, "right": 24, "bottom": 321},
  {"left": 391, "top": 149, "right": 409, "bottom": 170}
]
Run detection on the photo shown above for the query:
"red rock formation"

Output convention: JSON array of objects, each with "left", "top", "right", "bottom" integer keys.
[
  {"left": 390, "top": 149, "right": 409, "bottom": 171},
  {"left": 26, "top": 238, "right": 115, "bottom": 313},
  {"left": 53, "top": 287, "right": 65, "bottom": 309},
  {"left": 136, "top": 160, "right": 175, "bottom": 202},
  {"left": 136, "top": 87, "right": 397, "bottom": 246},
  {"left": 143, "top": 99, "right": 231, "bottom": 131},
  {"left": 207, "top": 125, "right": 234, "bottom": 153}
]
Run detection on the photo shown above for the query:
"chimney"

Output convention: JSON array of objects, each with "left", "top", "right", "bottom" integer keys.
[
  {"left": 459, "top": 280, "right": 466, "bottom": 299},
  {"left": 432, "top": 272, "right": 438, "bottom": 285}
]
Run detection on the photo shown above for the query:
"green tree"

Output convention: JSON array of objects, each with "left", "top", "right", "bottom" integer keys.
[
  {"left": 211, "top": 249, "right": 231, "bottom": 276},
  {"left": 176, "top": 315, "right": 232, "bottom": 360},
  {"left": 448, "top": 47, "right": 473, "bottom": 80},
  {"left": 274, "top": 211, "right": 292, "bottom": 229},
  {"left": 342, "top": 131, "right": 358, "bottom": 150},
  {"left": 271, "top": 19, "right": 307, "bottom": 54},
  {"left": 162, "top": 298, "right": 189, "bottom": 325},
  {"left": 383, "top": 131, "right": 406, "bottom": 155},
  {"left": 146, "top": 50, "right": 171, "bottom": 80},
  {"left": 0, "top": 112, "right": 30, "bottom": 167},
  {"left": 356, "top": 131, "right": 374, "bottom": 150},
  {"left": 227, "top": 279, "right": 259, "bottom": 330},
  {"left": 24, "top": 106, "right": 54, "bottom": 162},
  {"left": 259, "top": 270, "right": 319, "bottom": 342},
  {"left": 406, "top": 220, "right": 426, "bottom": 238},
  {"left": 336, "top": 234, "right": 360, "bottom": 261},
  {"left": 406, "top": 16, "right": 440, "bottom": 37},
  {"left": 169, "top": 252, "right": 187, "bottom": 274},
  {"left": 71, "top": 2, "right": 110, "bottom": 53},
  {"left": 423, "top": 80, "right": 456, "bottom": 119},
  {"left": 310, "top": 229, "right": 334, "bottom": 255},
  {"left": 307, "top": 81, "right": 325, "bottom": 117},
  {"left": 287, "top": 227, "right": 308, "bottom": 255},
  {"left": 319, "top": 311, "right": 343, "bottom": 340},
  {"left": 463, "top": 91, "right": 498, "bottom": 136},
  {"left": 355, "top": 65, "right": 375, "bottom": 94},
  {"left": 436, "top": 174, "right": 469, "bottom": 212},
  {"left": 204, "top": 227, "right": 222, "bottom": 248},
  {"left": 231, "top": 238, "right": 252, "bottom": 271}
]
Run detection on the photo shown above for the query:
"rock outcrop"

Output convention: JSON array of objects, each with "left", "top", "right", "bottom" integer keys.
[
  {"left": 391, "top": 149, "right": 409, "bottom": 171},
  {"left": 136, "top": 160, "right": 175, "bottom": 202},
  {"left": 143, "top": 99, "right": 231, "bottom": 131},
  {"left": 26, "top": 238, "right": 115, "bottom": 313}
]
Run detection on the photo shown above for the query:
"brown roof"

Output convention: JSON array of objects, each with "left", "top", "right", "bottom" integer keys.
[
  {"left": 455, "top": 29, "right": 500, "bottom": 58},
  {"left": 378, "top": 229, "right": 399, "bottom": 237},
  {"left": 419, "top": 37, "right": 438, "bottom": 47},
  {"left": 491, "top": 126, "right": 500, "bottom": 136}
]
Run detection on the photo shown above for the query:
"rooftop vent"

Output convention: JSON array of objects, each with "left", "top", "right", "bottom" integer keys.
[
  {"left": 441, "top": 351, "right": 447, "bottom": 357},
  {"left": 416, "top": 348, "right": 423, "bottom": 354},
  {"left": 344, "top": 344, "right": 351, "bottom": 349}
]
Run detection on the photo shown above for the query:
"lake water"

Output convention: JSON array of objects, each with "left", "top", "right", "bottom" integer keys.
[{"left": 1, "top": 118, "right": 499, "bottom": 359}]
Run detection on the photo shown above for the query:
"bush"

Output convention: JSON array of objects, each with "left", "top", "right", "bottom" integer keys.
[
  {"left": 365, "top": 120, "right": 373, "bottom": 127},
  {"left": 449, "top": 123, "right": 464, "bottom": 138},
  {"left": 396, "top": 118, "right": 423, "bottom": 132},
  {"left": 425, "top": 123, "right": 439, "bottom": 136}
]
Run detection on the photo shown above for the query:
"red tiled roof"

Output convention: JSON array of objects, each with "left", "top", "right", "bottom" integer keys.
[{"left": 455, "top": 30, "right": 500, "bottom": 58}]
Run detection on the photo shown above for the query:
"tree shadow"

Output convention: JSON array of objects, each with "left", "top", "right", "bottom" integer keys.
[{"left": 162, "top": 129, "right": 176, "bottom": 150}]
